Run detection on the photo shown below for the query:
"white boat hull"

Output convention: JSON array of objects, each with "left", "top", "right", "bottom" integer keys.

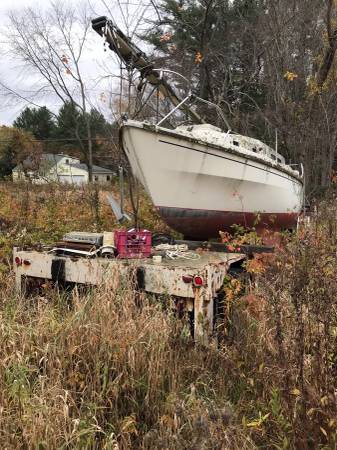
[{"left": 122, "top": 122, "right": 303, "bottom": 239}]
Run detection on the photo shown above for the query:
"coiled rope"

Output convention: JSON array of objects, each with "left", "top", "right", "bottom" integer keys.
[{"left": 154, "top": 244, "right": 200, "bottom": 260}]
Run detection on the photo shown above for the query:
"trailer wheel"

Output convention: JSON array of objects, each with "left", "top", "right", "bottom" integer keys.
[
  {"left": 20, "top": 276, "right": 47, "bottom": 297},
  {"left": 214, "top": 259, "right": 247, "bottom": 346}
]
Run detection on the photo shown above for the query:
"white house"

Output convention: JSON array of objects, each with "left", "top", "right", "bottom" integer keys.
[{"left": 12, "top": 153, "right": 115, "bottom": 185}]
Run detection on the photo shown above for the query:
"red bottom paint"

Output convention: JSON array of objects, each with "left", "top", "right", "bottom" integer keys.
[{"left": 157, "top": 206, "right": 299, "bottom": 240}]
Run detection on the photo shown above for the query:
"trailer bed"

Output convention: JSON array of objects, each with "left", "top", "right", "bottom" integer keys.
[{"left": 13, "top": 247, "right": 244, "bottom": 343}]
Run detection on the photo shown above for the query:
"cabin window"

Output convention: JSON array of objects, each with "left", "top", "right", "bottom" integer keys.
[
  {"left": 233, "top": 141, "right": 239, "bottom": 146},
  {"left": 271, "top": 154, "right": 276, "bottom": 160},
  {"left": 94, "top": 175, "right": 98, "bottom": 181},
  {"left": 277, "top": 157, "right": 283, "bottom": 163},
  {"left": 65, "top": 159, "right": 69, "bottom": 164},
  {"left": 107, "top": 175, "right": 110, "bottom": 181}
]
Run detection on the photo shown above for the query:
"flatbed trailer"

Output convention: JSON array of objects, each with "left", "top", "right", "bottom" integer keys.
[{"left": 13, "top": 247, "right": 245, "bottom": 343}]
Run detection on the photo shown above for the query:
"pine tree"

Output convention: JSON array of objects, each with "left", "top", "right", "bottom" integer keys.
[
  {"left": 54, "top": 102, "right": 110, "bottom": 165},
  {"left": 145, "top": 0, "right": 265, "bottom": 130},
  {"left": 13, "top": 106, "right": 56, "bottom": 140}
]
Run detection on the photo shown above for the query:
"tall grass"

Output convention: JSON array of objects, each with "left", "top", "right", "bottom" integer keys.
[
  {"left": 0, "top": 273, "right": 255, "bottom": 449},
  {"left": 0, "top": 181, "right": 172, "bottom": 269},
  {"left": 1, "top": 183, "right": 337, "bottom": 448}
]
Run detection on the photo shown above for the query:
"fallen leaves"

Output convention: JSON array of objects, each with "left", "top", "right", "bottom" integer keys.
[
  {"left": 195, "top": 51, "right": 203, "bottom": 64},
  {"left": 284, "top": 70, "right": 298, "bottom": 81}
]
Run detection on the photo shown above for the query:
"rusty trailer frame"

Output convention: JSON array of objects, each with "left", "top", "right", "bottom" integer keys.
[{"left": 13, "top": 247, "right": 244, "bottom": 343}]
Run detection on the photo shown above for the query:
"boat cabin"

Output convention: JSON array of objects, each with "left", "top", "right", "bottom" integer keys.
[
  {"left": 176, "top": 123, "right": 286, "bottom": 166},
  {"left": 230, "top": 135, "right": 286, "bottom": 165}
]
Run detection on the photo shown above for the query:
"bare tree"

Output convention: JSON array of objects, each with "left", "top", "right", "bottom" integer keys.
[
  {"left": 1, "top": 1, "right": 96, "bottom": 180},
  {"left": 94, "top": 0, "right": 158, "bottom": 119},
  {"left": 92, "top": 0, "right": 161, "bottom": 226},
  {"left": 316, "top": 0, "right": 337, "bottom": 89},
  {"left": 258, "top": 0, "right": 337, "bottom": 190}
]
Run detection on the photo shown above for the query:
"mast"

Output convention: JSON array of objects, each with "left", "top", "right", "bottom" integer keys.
[{"left": 92, "top": 16, "right": 203, "bottom": 124}]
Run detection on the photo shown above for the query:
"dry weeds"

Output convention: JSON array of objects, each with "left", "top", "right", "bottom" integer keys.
[{"left": 0, "top": 183, "right": 336, "bottom": 449}]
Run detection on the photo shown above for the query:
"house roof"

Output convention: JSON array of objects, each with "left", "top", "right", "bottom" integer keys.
[
  {"left": 71, "top": 163, "right": 114, "bottom": 174},
  {"left": 12, "top": 153, "right": 78, "bottom": 170},
  {"left": 13, "top": 153, "right": 114, "bottom": 175},
  {"left": 41, "top": 153, "right": 80, "bottom": 162}
]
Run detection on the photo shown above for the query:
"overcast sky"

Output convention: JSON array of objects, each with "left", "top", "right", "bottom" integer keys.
[
  {"left": 1, "top": 0, "right": 53, "bottom": 124},
  {"left": 0, "top": 0, "right": 154, "bottom": 125}
]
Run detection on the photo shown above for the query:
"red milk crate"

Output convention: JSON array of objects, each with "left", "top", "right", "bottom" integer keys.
[{"left": 114, "top": 229, "right": 152, "bottom": 258}]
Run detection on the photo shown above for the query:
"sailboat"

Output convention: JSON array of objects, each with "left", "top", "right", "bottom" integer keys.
[
  {"left": 92, "top": 16, "right": 304, "bottom": 239},
  {"left": 122, "top": 119, "right": 303, "bottom": 239}
]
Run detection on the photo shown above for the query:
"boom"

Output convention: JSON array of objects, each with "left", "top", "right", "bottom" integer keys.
[{"left": 91, "top": 16, "right": 203, "bottom": 124}]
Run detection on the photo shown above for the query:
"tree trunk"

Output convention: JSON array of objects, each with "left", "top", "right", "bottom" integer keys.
[{"left": 86, "top": 117, "right": 93, "bottom": 182}]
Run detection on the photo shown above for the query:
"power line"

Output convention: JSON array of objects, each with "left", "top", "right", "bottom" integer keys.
[{"left": 0, "top": 137, "right": 118, "bottom": 143}]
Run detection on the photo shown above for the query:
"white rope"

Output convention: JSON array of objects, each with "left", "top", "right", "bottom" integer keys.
[
  {"left": 155, "top": 244, "right": 188, "bottom": 251},
  {"left": 154, "top": 244, "right": 200, "bottom": 260}
]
